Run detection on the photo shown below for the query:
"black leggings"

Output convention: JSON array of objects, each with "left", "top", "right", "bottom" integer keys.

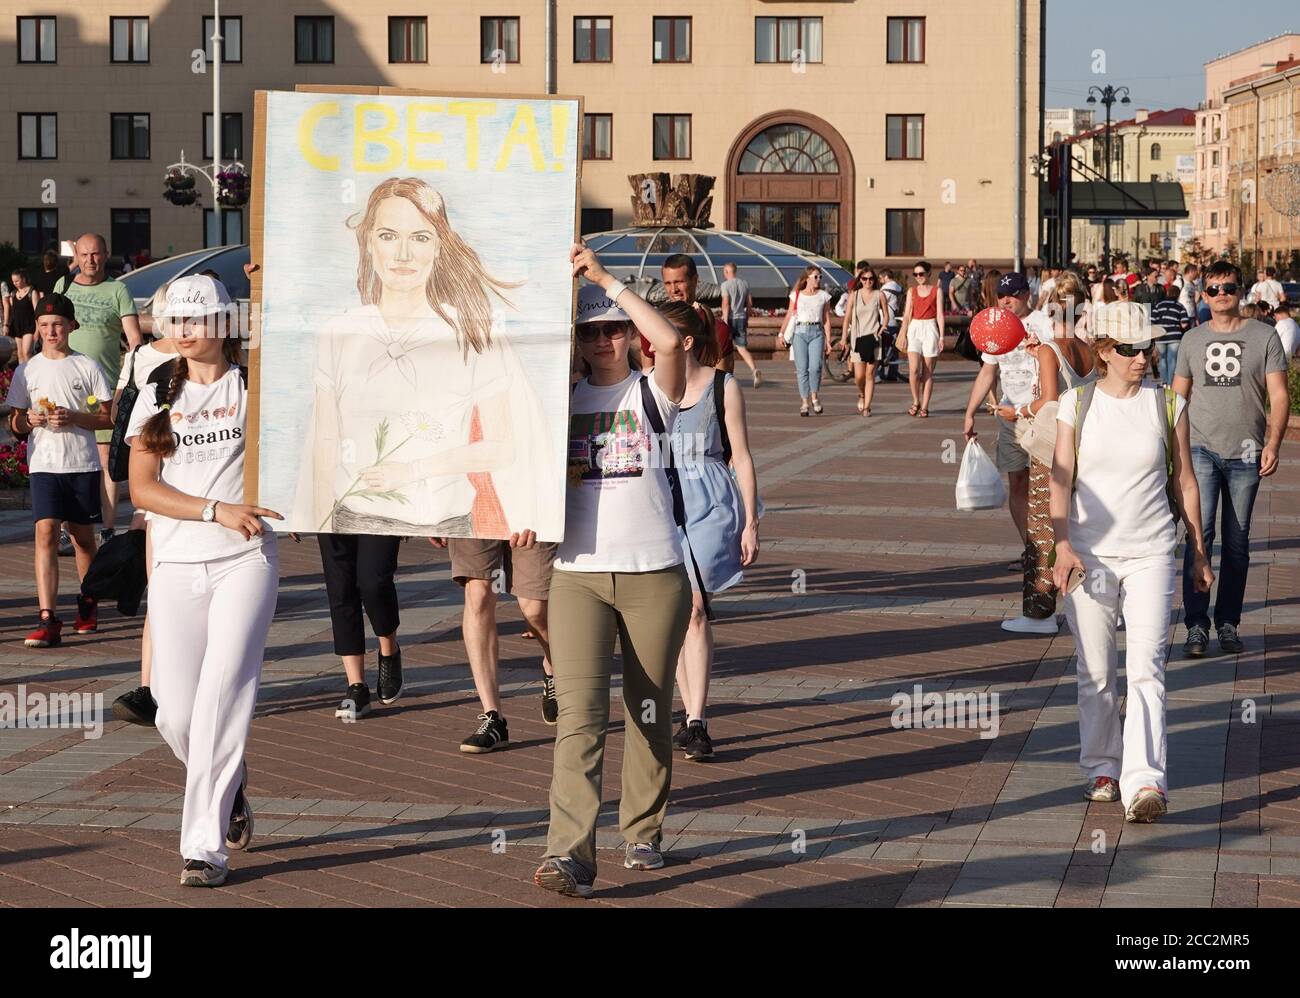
[{"left": 317, "top": 533, "right": 401, "bottom": 657}]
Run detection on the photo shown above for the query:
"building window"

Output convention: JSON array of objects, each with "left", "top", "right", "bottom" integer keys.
[
  {"left": 18, "top": 16, "right": 57, "bottom": 63},
  {"left": 1210, "top": 211, "right": 1218, "bottom": 228},
  {"left": 111, "top": 208, "right": 151, "bottom": 259},
  {"left": 19, "top": 208, "right": 58, "bottom": 254},
  {"left": 581, "top": 208, "right": 613, "bottom": 234},
  {"left": 886, "top": 114, "right": 924, "bottom": 160},
  {"left": 111, "top": 113, "right": 150, "bottom": 160},
  {"left": 739, "top": 124, "right": 838, "bottom": 174},
  {"left": 296, "top": 16, "right": 335, "bottom": 63},
  {"left": 202, "top": 113, "right": 243, "bottom": 161},
  {"left": 582, "top": 114, "right": 612, "bottom": 160},
  {"left": 202, "top": 15, "right": 242, "bottom": 63},
  {"left": 1212, "top": 150, "right": 1219, "bottom": 166},
  {"left": 886, "top": 209, "right": 924, "bottom": 255},
  {"left": 653, "top": 114, "right": 691, "bottom": 159},
  {"left": 574, "top": 16, "right": 612, "bottom": 62},
  {"left": 653, "top": 17, "right": 690, "bottom": 63},
  {"left": 18, "top": 112, "right": 57, "bottom": 159},
  {"left": 755, "top": 17, "right": 822, "bottom": 63},
  {"left": 204, "top": 208, "right": 243, "bottom": 248},
  {"left": 737, "top": 202, "right": 839, "bottom": 257},
  {"left": 886, "top": 17, "right": 925, "bottom": 63},
  {"left": 110, "top": 17, "right": 149, "bottom": 63},
  {"left": 389, "top": 16, "right": 427, "bottom": 63},
  {"left": 1093, "top": 146, "right": 1102, "bottom": 168},
  {"left": 481, "top": 16, "right": 520, "bottom": 63},
  {"left": 1150, "top": 142, "right": 1161, "bottom": 161}
]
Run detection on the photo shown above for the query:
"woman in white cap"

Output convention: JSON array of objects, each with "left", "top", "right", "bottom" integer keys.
[
  {"left": 1050, "top": 300, "right": 1213, "bottom": 823},
  {"left": 533, "top": 244, "right": 691, "bottom": 899},
  {"left": 126, "top": 274, "right": 282, "bottom": 887}
]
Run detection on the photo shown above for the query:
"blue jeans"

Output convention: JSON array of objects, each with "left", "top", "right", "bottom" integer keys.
[
  {"left": 1182, "top": 446, "right": 1262, "bottom": 631},
  {"left": 792, "top": 323, "right": 824, "bottom": 398},
  {"left": 1156, "top": 340, "right": 1179, "bottom": 384}
]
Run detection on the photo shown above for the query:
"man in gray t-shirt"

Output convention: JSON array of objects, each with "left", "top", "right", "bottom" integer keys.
[
  {"left": 719, "top": 262, "right": 761, "bottom": 387},
  {"left": 1172, "top": 263, "right": 1291, "bottom": 656}
]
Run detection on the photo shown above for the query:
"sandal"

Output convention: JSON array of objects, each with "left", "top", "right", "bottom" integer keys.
[
  {"left": 812, "top": 401, "right": 824, "bottom": 415},
  {"left": 919, "top": 408, "right": 929, "bottom": 418},
  {"left": 857, "top": 396, "right": 866, "bottom": 414},
  {"left": 908, "top": 404, "right": 920, "bottom": 417},
  {"left": 800, "top": 403, "right": 810, "bottom": 417}
]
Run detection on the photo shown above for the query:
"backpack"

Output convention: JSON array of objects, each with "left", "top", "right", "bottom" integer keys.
[
  {"left": 712, "top": 369, "right": 732, "bottom": 465},
  {"left": 1070, "top": 382, "right": 1179, "bottom": 518}
]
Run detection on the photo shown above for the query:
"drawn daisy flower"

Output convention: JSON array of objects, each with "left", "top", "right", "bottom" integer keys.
[{"left": 400, "top": 410, "right": 445, "bottom": 441}]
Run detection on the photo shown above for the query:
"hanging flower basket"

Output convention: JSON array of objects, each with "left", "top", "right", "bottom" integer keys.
[
  {"left": 163, "top": 167, "right": 200, "bottom": 207},
  {"left": 164, "top": 168, "right": 196, "bottom": 191},
  {"left": 163, "top": 187, "right": 200, "bottom": 207},
  {"left": 216, "top": 168, "right": 250, "bottom": 207}
]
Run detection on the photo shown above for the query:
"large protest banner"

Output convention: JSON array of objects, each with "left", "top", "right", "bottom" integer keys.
[{"left": 247, "top": 87, "right": 581, "bottom": 541}]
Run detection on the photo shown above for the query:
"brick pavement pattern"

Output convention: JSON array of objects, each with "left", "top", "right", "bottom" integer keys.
[{"left": 3, "top": 362, "right": 1299, "bottom": 907}]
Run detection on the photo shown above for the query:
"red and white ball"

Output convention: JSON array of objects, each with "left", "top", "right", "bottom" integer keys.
[{"left": 969, "top": 307, "right": 1026, "bottom": 356}]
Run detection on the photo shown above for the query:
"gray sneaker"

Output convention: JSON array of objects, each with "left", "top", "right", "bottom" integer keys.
[
  {"left": 1124, "top": 787, "right": 1168, "bottom": 824},
  {"left": 180, "top": 859, "right": 228, "bottom": 887},
  {"left": 624, "top": 842, "right": 665, "bottom": 870},
  {"left": 1183, "top": 624, "right": 1209, "bottom": 658},
  {"left": 57, "top": 529, "right": 74, "bottom": 557},
  {"left": 1218, "top": 622, "right": 1243, "bottom": 654},
  {"left": 533, "top": 857, "right": 594, "bottom": 898}
]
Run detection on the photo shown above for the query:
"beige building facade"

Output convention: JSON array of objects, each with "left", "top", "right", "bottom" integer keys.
[{"left": 3, "top": 0, "right": 1042, "bottom": 267}]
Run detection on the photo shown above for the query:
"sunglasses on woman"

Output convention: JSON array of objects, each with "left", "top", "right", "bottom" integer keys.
[
  {"left": 913, "top": 271, "right": 927, "bottom": 278},
  {"left": 1111, "top": 342, "right": 1150, "bottom": 358},
  {"left": 1204, "top": 283, "right": 1239, "bottom": 297},
  {"left": 576, "top": 324, "right": 628, "bottom": 343}
]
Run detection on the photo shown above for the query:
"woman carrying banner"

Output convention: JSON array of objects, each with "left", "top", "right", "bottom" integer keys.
[
  {"left": 533, "top": 244, "right": 691, "bottom": 898},
  {"left": 126, "top": 274, "right": 281, "bottom": 887}
]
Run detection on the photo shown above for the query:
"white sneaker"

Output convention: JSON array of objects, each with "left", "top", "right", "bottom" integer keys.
[
  {"left": 1000, "top": 615, "right": 1059, "bottom": 635},
  {"left": 1124, "top": 787, "right": 1168, "bottom": 823}
]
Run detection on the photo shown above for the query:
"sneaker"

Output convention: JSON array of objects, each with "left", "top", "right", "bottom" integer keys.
[
  {"left": 682, "top": 720, "right": 714, "bottom": 761},
  {"left": 1183, "top": 624, "right": 1209, "bottom": 658},
  {"left": 460, "top": 710, "right": 509, "bottom": 753},
  {"left": 533, "top": 856, "right": 594, "bottom": 898},
  {"left": 377, "top": 648, "right": 403, "bottom": 705},
  {"left": 1000, "top": 615, "right": 1059, "bottom": 634},
  {"left": 541, "top": 675, "right": 558, "bottom": 726},
  {"left": 99, "top": 527, "right": 114, "bottom": 545},
  {"left": 180, "top": 859, "right": 228, "bottom": 888},
  {"left": 624, "top": 842, "right": 665, "bottom": 870},
  {"left": 1125, "top": 787, "right": 1168, "bottom": 824},
  {"left": 1218, "top": 622, "right": 1244, "bottom": 654},
  {"left": 672, "top": 717, "right": 691, "bottom": 750},
  {"left": 24, "top": 614, "right": 62, "bottom": 648},
  {"left": 74, "top": 595, "right": 98, "bottom": 634},
  {"left": 57, "top": 529, "right": 73, "bottom": 557},
  {"left": 1084, "top": 776, "right": 1120, "bottom": 802},
  {"left": 226, "top": 765, "right": 253, "bottom": 851},
  {"left": 111, "top": 686, "right": 157, "bottom": 726},
  {"left": 334, "top": 683, "right": 372, "bottom": 721}
]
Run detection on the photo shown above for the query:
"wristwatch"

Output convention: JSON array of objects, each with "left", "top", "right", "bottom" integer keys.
[{"left": 201, "top": 500, "right": 218, "bottom": 523}]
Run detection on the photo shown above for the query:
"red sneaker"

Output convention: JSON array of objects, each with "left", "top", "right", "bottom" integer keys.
[
  {"left": 25, "top": 615, "right": 63, "bottom": 648},
  {"left": 74, "top": 596, "right": 98, "bottom": 634}
]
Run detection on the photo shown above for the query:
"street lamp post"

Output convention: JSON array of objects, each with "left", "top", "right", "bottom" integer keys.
[{"left": 1087, "top": 84, "right": 1131, "bottom": 270}]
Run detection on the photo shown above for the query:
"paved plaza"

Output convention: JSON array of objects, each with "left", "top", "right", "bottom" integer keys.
[{"left": 2, "top": 361, "right": 1300, "bottom": 908}]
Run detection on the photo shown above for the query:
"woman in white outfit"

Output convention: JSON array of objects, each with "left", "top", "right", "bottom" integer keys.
[
  {"left": 127, "top": 274, "right": 282, "bottom": 887},
  {"left": 1050, "top": 302, "right": 1213, "bottom": 823}
]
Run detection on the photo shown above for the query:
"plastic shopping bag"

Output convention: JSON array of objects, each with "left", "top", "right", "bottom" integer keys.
[{"left": 955, "top": 440, "right": 1007, "bottom": 511}]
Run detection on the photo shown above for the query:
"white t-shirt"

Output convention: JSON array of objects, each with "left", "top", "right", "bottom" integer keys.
[
  {"left": 556, "top": 372, "right": 684, "bottom": 573},
  {"left": 3, "top": 352, "right": 110, "bottom": 474},
  {"left": 983, "top": 343, "right": 1038, "bottom": 407},
  {"left": 881, "top": 281, "right": 903, "bottom": 325},
  {"left": 115, "top": 342, "right": 178, "bottom": 392},
  {"left": 126, "top": 367, "right": 263, "bottom": 564},
  {"left": 1024, "top": 309, "right": 1056, "bottom": 342},
  {"left": 1274, "top": 316, "right": 1299, "bottom": 358},
  {"left": 1057, "top": 384, "right": 1188, "bottom": 558},
  {"left": 789, "top": 289, "right": 832, "bottom": 324},
  {"left": 1251, "top": 279, "right": 1285, "bottom": 308}
]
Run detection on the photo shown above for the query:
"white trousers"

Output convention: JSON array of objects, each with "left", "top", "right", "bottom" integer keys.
[
  {"left": 1063, "top": 552, "right": 1174, "bottom": 807},
  {"left": 149, "top": 541, "right": 278, "bottom": 866}
]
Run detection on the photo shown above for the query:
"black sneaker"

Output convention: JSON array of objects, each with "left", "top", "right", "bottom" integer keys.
[
  {"left": 334, "top": 683, "right": 372, "bottom": 721},
  {"left": 672, "top": 717, "right": 691, "bottom": 750},
  {"left": 377, "top": 648, "right": 403, "bottom": 705},
  {"left": 460, "top": 710, "right": 508, "bottom": 753},
  {"left": 1218, "top": 622, "right": 1244, "bottom": 654},
  {"left": 682, "top": 720, "right": 714, "bottom": 761},
  {"left": 226, "top": 763, "right": 253, "bottom": 851},
  {"left": 1183, "top": 624, "right": 1209, "bottom": 658},
  {"left": 112, "top": 686, "right": 157, "bottom": 726},
  {"left": 541, "top": 675, "right": 558, "bottom": 726}
]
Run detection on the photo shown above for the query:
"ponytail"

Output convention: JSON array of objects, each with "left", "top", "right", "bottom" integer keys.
[
  {"left": 135, "top": 338, "right": 241, "bottom": 458},
  {"left": 657, "top": 301, "right": 716, "bottom": 365}
]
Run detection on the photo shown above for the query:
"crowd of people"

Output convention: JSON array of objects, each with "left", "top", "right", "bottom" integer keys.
[{"left": 3, "top": 232, "right": 760, "bottom": 897}]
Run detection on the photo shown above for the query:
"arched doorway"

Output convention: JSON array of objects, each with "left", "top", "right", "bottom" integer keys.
[{"left": 726, "top": 111, "right": 854, "bottom": 260}]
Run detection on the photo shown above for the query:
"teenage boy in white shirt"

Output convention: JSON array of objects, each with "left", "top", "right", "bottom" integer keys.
[{"left": 4, "top": 294, "right": 112, "bottom": 647}]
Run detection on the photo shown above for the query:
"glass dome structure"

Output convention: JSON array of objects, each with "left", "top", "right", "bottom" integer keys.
[{"left": 583, "top": 226, "right": 852, "bottom": 303}]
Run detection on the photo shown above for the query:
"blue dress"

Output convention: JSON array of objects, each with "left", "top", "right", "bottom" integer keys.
[{"left": 677, "top": 374, "right": 744, "bottom": 594}]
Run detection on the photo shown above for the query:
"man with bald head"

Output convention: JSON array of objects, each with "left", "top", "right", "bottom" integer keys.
[{"left": 54, "top": 233, "right": 141, "bottom": 535}]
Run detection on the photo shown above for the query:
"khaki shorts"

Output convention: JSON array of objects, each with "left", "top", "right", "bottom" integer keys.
[
  {"left": 448, "top": 538, "right": 558, "bottom": 600},
  {"left": 995, "top": 417, "right": 1030, "bottom": 473}
]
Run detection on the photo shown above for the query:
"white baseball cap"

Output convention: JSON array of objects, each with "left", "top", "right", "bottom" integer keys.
[
  {"left": 576, "top": 282, "right": 629, "bottom": 325},
  {"left": 156, "top": 273, "right": 234, "bottom": 319},
  {"left": 1089, "top": 301, "right": 1153, "bottom": 349}
]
